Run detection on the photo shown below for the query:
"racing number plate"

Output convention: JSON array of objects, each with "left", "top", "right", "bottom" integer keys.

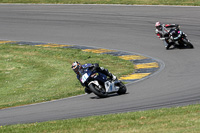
[{"left": 81, "top": 73, "right": 89, "bottom": 83}]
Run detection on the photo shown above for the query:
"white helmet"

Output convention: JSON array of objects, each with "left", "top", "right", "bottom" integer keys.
[
  {"left": 71, "top": 61, "right": 81, "bottom": 74},
  {"left": 155, "top": 21, "right": 161, "bottom": 27}
]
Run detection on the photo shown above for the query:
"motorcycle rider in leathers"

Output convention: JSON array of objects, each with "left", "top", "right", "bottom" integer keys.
[
  {"left": 155, "top": 22, "right": 179, "bottom": 50},
  {"left": 72, "top": 61, "right": 117, "bottom": 94}
]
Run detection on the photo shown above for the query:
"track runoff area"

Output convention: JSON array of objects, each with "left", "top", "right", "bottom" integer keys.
[{"left": 0, "top": 40, "right": 162, "bottom": 84}]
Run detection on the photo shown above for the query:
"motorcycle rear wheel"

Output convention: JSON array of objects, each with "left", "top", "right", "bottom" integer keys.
[{"left": 88, "top": 84, "right": 108, "bottom": 98}]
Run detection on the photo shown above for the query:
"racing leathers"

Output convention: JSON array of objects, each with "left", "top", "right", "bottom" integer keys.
[{"left": 155, "top": 24, "right": 179, "bottom": 49}]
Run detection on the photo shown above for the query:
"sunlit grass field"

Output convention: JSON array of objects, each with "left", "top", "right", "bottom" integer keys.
[{"left": 0, "top": 43, "right": 133, "bottom": 109}]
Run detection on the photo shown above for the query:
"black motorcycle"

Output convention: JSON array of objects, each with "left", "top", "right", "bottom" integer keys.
[
  {"left": 167, "top": 28, "right": 194, "bottom": 49},
  {"left": 80, "top": 64, "right": 127, "bottom": 98}
]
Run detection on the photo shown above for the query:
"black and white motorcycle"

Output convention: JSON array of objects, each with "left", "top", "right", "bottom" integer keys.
[
  {"left": 166, "top": 28, "right": 194, "bottom": 49},
  {"left": 80, "top": 64, "right": 127, "bottom": 98}
]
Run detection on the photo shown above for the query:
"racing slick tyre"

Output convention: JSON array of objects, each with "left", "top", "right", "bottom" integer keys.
[
  {"left": 88, "top": 84, "right": 108, "bottom": 98},
  {"left": 182, "top": 38, "right": 194, "bottom": 49},
  {"left": 117, "top": 81, "right": 127, "bottom": 95}
]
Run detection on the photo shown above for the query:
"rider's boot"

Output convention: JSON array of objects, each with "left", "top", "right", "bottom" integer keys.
[
  {"left": 111, "top": 74, "right": 117, "bottom": 81},
  {"left": 107, "top": 72, "right": 117, "bottom": 81},
  {"left": 100, "top": 67, "right": 117, "bottom": 81}
]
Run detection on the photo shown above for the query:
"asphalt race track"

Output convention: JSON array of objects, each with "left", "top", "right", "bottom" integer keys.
[{"left": 0, "top": 4, "right": 200, "bottom": 125}]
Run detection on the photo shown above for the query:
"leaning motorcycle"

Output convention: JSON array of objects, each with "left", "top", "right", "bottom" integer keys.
[
  {"left": 79, "top": 66, "right": 127, "bottom": 98},
  {"left": 167, "top": 28, "right": 194, "bottom": 49}
]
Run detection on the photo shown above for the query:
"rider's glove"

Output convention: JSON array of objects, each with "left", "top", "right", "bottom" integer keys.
[{"left": 160, "top": 37, "right": 165, "bottom": 41}]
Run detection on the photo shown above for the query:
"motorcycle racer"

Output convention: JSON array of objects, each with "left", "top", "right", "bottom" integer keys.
[
  {"left": 155, "top": 21, "right": 179, "bottom": 50},
  {"left": 71, "top": 61, "right": 117, "bottom": 94}
]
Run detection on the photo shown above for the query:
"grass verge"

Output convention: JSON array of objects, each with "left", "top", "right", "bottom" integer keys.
[
  {"left": 1, "top": 104, "right": 200, "bottom": 132},
  {"left": 0, "top": 43, "right": 133, "bottom": 109},
  {"left": 0, "top": 2, "right": 199, "bottom": 131},
  {"left": 0, "top": 0, "right": 200, "bottom": 6}
]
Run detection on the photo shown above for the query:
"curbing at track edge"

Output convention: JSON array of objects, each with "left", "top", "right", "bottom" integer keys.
[{"left": 0, "top": 40, "right": 164, "bottom": 83}]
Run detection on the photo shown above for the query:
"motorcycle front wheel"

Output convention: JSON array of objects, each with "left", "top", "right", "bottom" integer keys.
[
  {"left": 88, "top": 84, "right": 108, "bottom": 98},
  {"left": 117, "top": 81, "right": 127, "bottom": 95},
  {"left": 182, "top": 38, "right": 194, "bottom": 49}
]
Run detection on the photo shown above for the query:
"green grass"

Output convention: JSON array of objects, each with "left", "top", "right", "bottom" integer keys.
[
  {"left": 1, "top": 104, "right": 200, "bottom": 132},
  {"left": 0, "top": 0, "right": 200, "bottom": 6},
  {"left": 0, "top": 43, "right": 133, "bottom": 109},
  {"left": 0, "top": 1, "right": 199, "bottom": 131}
]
